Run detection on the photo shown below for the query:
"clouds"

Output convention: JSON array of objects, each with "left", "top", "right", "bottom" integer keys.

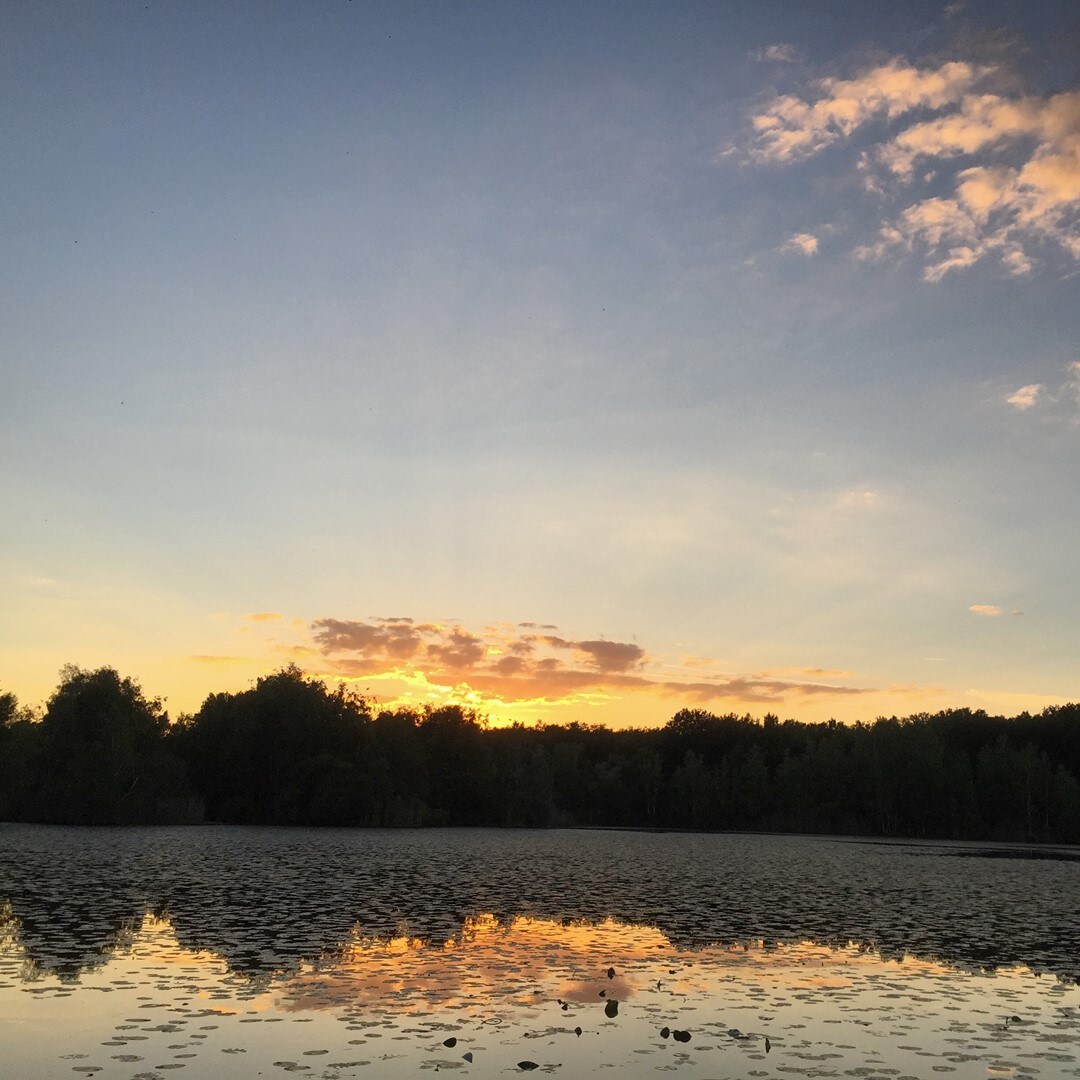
[
  {"left": 310, "top": 616, "right": 868, "bottom": 708},
  {"left": 750, "top": 59, "right": 991, "bottom": 165},
  {"left": 1005, "top": 361, "right": 1080, "bottom": 418},
  {"left": 747, "top": 55, "right": 1080, "bottom": 279},
  {"left": 783, "top": 232, "right": 819, "bottom": 256},
  {"left": 1006, "top": 384, "right": 1042, "bottom": 410},
  {"left": 969, "top": 604, "right": 1002, "bottom": 617},
  {"left": 753, "top": 43, "right": 799, "bottom": 64}
]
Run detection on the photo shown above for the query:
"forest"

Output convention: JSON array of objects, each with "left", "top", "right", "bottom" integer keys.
[{"left": 2, "top": 665, "right": 1079, "bottom": 842}]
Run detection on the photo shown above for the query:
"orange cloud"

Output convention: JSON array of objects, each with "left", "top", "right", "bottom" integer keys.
[
  {"left": 310, "top": 617, "right": 870, "bottom": 708},
  {"left": 247, "top": 612, "right": 283, "bottom": 622},
  {"left": 783, "top": 231, "right": 819, "bottom": 256},
  {"left": 969, "top": 604, "right": 1003, "bottom": 617},
  {"left": 1007, "top": 384, "right": 1042, "bottom": 409},
  {"left": 998, "top": 362, "right": 1080, "bottom": 423},
  {"left": 862, "top": 88, "right": 1080, "bottom": 277},
  {"left": 747, "top": 55, "right": 1080, "bottom": 278},
  {"left": 750, "top": 58, "right": 990, "bottom": 163}
]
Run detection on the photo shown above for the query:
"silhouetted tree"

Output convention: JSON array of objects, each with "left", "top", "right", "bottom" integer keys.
[
  {"left": 6, "top": 664, "right": 1080, "bottom": 840},
  {"left": 30, "top": 666, "right": 193, "bottom": 824},
  {"left": 0, "top": 690, "right": 39, "bottom": 819},
  {"left": 174, "top": 665, "right": 371, "bottom": 823}
]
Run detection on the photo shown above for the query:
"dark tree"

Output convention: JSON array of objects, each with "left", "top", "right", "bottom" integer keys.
[
  {"left": 30, "top": 666, "right": 194, "bottom": 824},
  {"left": 173, "top": 665, "right": 372, "bottom": 824}
]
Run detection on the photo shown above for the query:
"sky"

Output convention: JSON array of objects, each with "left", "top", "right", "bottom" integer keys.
[{"left": 2, "top": 0, "right": 1079, "bottom": 727}]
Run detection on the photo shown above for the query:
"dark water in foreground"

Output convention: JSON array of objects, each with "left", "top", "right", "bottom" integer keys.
[{"left": 2, "top": 825, "right": 1079, "bottom": 1078}]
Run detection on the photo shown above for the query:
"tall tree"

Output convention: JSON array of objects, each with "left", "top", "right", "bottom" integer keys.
[{"left": 33, "top": 666, "right": 191, "bottom": 824}]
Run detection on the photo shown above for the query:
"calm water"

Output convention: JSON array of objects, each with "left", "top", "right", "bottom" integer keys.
[{"left": 1, "top": 825, "right": 1079, "bottom": 1079}]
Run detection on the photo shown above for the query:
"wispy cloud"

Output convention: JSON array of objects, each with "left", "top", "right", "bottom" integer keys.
[
  {"left": 16, "top": 574, "right": 58, "bottom": 589},
  {"left": 246, "top": 612, "right": 283, "bottom": 622},
  {"left": 746, "top": 55, "right": 1080, "bottom": 278},
  {"left": 969, "top": 604, "right": 1002, "bottom": 617},
  {"left": 1006, "top": 383, "right": 1043, "bottom": 409},
  {"left": 749, "top": 58, "right": 990, "bottom": 164},
  {"left": 753, "top": 43, "right": 799, "bottom": 64},
  {"left": 783, "top": 231, "right": 819, "bottom": 256},
  {"left": 861, "top": 87, "right": 1080, "bottom": 279},
  {"left": 1005, "top": 362, "right": 1080, "bottom": 418},
  {"left": 310, "top": 617, "right": 870, "bottom": 707},
  {"left": 832, "top": 487, "right": 879, "bottom": 510},
  {"left": 1067, "top": 361, "right": 1080, "bottom": 410}
]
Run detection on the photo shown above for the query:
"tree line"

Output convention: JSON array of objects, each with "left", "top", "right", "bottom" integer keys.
[{"left": 2, "top": 664, "right": 1079, "bottom": 841}]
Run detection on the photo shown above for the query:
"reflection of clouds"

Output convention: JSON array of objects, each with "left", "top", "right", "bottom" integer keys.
[
  {"left": 276, "top": 916, "right": 652, "bottom": 1014},
  {"left": 274, "top": 919, "right": 968, "bottom": 1017},
  {"left": 6, "top": 827, "right": 1080, "bottom": 990},
  {"left": 5, "top": 903, "right": 1076, "bottom": 1080},
  {"left": 10, "top": 909, "right": 968, "bottom": 1018}
]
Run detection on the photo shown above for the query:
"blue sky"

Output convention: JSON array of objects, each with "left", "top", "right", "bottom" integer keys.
[{"left": 2, "top": 1, "right": 1078, "bottom": 724}]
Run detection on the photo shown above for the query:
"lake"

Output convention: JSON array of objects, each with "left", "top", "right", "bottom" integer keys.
[{"left": 2, "top": 824, "right": 1079, "bottom": 1078}]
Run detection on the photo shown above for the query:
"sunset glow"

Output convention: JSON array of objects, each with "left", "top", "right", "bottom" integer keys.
[{"left": 2, "top": 2, "right": 1078, "bottom": 728}]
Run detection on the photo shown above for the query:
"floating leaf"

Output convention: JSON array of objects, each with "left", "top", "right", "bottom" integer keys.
[{"left": 604, "top": 1000, "right": 619, "bottom": 1019}]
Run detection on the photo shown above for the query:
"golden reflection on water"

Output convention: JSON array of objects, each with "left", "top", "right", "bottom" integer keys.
[
  {"left": 4, "top": 909, "right": 1080, "bottom": 1078},
  {"left": 276, "top": 913, "right": 962, "bottom": 1014}
]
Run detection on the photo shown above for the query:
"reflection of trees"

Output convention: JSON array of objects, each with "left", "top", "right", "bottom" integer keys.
[
  {"left": 1, "top": 888, "right": 147, "bottom": 983},
  {"left": 1, "top": 826, "right": 1078, "bottom": 985}
]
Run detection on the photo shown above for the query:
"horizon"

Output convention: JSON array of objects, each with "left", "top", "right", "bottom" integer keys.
[{"left": 3, "top": 1, "right": 1079, "bottom": 729}]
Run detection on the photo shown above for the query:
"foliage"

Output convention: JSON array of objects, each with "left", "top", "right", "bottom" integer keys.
[
  {"left": 12, "top": 667, "right": 197, "bottom": 824},
  {"left": 3, "top": 667, "right": 1080, "bottom": 842}
]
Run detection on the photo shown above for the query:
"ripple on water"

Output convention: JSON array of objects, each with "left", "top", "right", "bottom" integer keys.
[{"left": 2, "top": 826, "right": 1080, "bottom": 1078}]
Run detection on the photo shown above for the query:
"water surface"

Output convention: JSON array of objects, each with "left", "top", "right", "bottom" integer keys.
[{"left": 2, "top": 825, "right": 1079, "bottom": 1078}]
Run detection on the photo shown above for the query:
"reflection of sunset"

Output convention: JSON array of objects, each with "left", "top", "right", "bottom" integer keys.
[
  {"left": 6, "top": 901, "right": 1079, "bottom": 1080},
  {"left": 268, "top": 916, "right": 969, "bottom": 1016},
  {"left": 24, "top": 911, "right": 993, "bottom": 1008},
  {"left": 275, "top": 915, "right": 654, "bottom": 1014}
]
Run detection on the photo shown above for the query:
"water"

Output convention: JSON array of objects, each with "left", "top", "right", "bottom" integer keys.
[{"left": 1, "top": 825, "right": 1079, "bottom": 1078}]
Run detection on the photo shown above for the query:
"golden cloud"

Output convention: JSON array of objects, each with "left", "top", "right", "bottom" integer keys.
[
  {"left": 750, "top": 58, "right": 990, "bottom": 164},
  {"left": 1004, "top": 362, "right": 1080, "bottom": 418},
  {"left": 969, "top": 604, "right": 1003, "bottom": 617},
  {"left": 748, "top": 55, "right": 1080, "bottom": 278},
  {"left": 783, "top": 231, "right": 819, "bottom": 256},
  {"left": 310, "top": 617, "right": 870, "bottom": 707},
  {"left": 1006, "top": 383, "right": 1042, "bottom": 409}
]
